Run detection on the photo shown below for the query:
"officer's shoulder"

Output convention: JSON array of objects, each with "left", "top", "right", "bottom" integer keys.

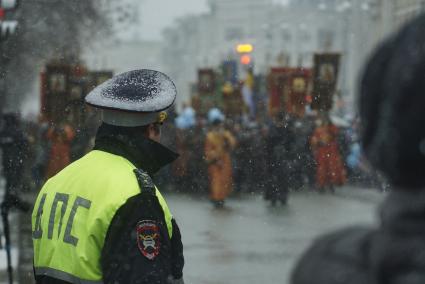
[{"left": 133, "top": 168, "right": 156, "bottom": 195}]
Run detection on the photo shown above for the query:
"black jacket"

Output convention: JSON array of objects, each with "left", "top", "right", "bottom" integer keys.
[
  {"left": 266, "top": 122, "right": 295, "bottom": 170},
  {"left": 0, "top": 123, "right": 27, "bottom": 179},
  {"left": 291, "top": 190, "right": 425, "bottom": 284},
  {"left": 35, "top": 123, "right": 184, "bottom": 284}
]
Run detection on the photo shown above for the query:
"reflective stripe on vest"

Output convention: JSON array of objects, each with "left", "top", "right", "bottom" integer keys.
[
  {"left": 32, "top": 150, "right": 173, "bottom": 283},
  {"left": 34, "top": 267, "right": 103, "bottom": 284}
]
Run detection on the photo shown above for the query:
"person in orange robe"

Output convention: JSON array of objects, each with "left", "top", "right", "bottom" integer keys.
[
  {"left": 45, "top": 123, "right": 75, "bottom": 179},
  {"left": 204, "top": 109, "right": 236, "bottom": 208},
  {"left": 310, "top": 117, "right": 346, "bottom": 192}
]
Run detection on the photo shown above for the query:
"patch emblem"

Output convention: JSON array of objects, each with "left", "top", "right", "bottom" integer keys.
[{"left": 137, "top": 220, "right": 160, "bottom": 260}]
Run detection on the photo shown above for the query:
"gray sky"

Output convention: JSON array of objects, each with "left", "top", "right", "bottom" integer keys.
[{"left": 139, "top": 0, "right": 210, "bottom": 40}]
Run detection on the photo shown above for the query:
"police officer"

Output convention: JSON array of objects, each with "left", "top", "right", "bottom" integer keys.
[{"left": 32, "top": 70, "right": 184, "bottom": 284}]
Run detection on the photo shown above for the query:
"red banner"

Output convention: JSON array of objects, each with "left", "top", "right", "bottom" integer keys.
[
  {"left": 198, "top": 69, "right": 215, "bottom": 94},
  {"left": 311, "top": 53, "right": 341, "bottom": 111},
  {"left": 287, "top": 68, "right": 311, "bottom": 117},
  {"left": 268, "top": 67, "right": 311, "bottom": 117},
  {"left": 267, "top": 67, "right": 291, "bottom": 117}
]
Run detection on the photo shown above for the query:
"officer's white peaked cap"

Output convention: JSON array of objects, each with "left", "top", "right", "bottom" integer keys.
[{"left": 85, "top": 69, "right": 177, "bottom": 127}]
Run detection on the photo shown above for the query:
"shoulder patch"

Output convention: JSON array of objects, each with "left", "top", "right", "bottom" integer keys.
[
  {"left": 136, "top": 220, "right": 160, "bottom": 260},
  {"left": 134, "top": 169, "right": 155, "bottom": 195}
]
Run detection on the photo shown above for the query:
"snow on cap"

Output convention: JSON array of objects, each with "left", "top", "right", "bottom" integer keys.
[{"left": 85, "top": 69, "right": 177, "bottom": 113}]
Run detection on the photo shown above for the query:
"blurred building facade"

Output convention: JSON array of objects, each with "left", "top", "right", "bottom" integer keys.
[
  {"left": 393, "top": 0, "right": 425, "bottom": 27},
  {"left": 160, "top": 0, "right": 385, "bottom": 114},
  {"left": 83, "top": 40, "right": 164, "bottom": 74},
  {"left": 88, "top": 0, "right": 425, "bottom": 113},
  {"left": 101, "top": 0, "right": 142, "bottom": 41},
  {"left": 373, "top": 0, "right": 425, "bottom": 42}
]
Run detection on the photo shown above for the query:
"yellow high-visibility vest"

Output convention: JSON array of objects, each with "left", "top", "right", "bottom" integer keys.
[{"left": 32, "top": 150, "right": 173, "bottom": 284}]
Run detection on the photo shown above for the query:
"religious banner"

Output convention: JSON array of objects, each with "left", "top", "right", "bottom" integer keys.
[
  {"left": 42, "top": 62, "right": 113, "bottom": 125},
  {"left": 89, "top": 71, "right": 113, "bottom": 91},
  {"left": 241, "top": 69, "right": 255, "bottom": 117},
  {"left": 221, "top": 60, "right": 238, "bottom": 85},
  {"left": 198, "top": 69, "right": 216, "bottom": 94},
  {"left": 222, "top": 84, "right": 243, "bottom": 118},
  {"left": 311, "top": 53, "right": 341, "bottom": 111},
  {"left": 287, "top": 68, "right": 311, "bottom": 117},
  {"left": 267, "top": 67, "right": 291, "bottom": 117},
  {"left": 69, "top": 64, "right": 89, "bottom": 101},
  {"left": 46, "top": 64, "right": 69, "bottom": 93},
  {"left": 45, "top": 63, "right": 71, "bottom": 122}
]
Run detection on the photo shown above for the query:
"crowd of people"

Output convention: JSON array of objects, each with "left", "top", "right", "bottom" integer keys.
[
  {"left": 164, "top": 105, "right": 383, "bottom": 207},
  {"left": 0, "top": 104, "right": 385, "bottom": 211},
  {"left": 0, "top": 115, "right": 98, "bottom": 209}
]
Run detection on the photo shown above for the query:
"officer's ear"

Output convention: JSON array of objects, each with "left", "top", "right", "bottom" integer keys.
[{"left": 146, "top": 123, "right": 161, "bottom": 142}]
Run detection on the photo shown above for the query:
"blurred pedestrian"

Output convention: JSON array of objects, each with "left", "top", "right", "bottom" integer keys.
[
  {"left": 232, "top": 122, "right": 249, "bottom": 192},
  {"left": 310, "top": 116, "right": 346, "bottom": 192},
  {"left": 291, "top": 14, "right": 425, "bottom": 284},
  {"left": 292, "top": 117, "right": 315, "bottom": 190},
  {"left": 32, "top": 120, "right": 50, "bottom": 190},
  {"left": 0, "top": 113, "right": 30, "bottom": 211},
  {"left": 45, "top": 122, "right": 75, "bottom": 179},
  {"left": 189, "top": 117, "right": 208, "bottom": 193},
  {"left": 173, "top": 106, "right": 196, "bottom": 192},
  {"left": 251, "top": 121, "right": 269, "bottom": 193},
  {"left": 204, "top": 108, "right": 236, "bottom": 208},
  {"left": 265, "top": 112, "right": 294, "bottom": 205},
  {"left": 70, "top": 124, "right": 92, "bottom": 162}
]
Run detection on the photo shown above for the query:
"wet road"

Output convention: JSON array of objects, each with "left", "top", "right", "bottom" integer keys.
[
  {"left": 168, "top": 188, "right": 383, "bottom": 284},
  {"left": 0, "top": 187, "right": 384, "bottom": 284}
]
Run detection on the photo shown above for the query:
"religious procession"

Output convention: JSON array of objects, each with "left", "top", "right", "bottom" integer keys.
[{"left": 164, "top": 54, "right": 379, "bottom": 208}]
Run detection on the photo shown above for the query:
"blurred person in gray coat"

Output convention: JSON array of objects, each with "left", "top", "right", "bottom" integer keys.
[{"left": 292, "top": 14, "right": 425, "bottom": 284}]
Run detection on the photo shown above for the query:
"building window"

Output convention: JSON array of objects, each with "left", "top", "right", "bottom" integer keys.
[
  {"left": 318, "top": 29, "right": 335, "bottom": 51},
  {"left": 282, "top": 30, "right": 292, "bottom": 42},
  {"left": 225, "top": 27, "right": 244, "bottom": 40},
  {"left": 301, "top": 31, "right": 311, "bottom": 42}
]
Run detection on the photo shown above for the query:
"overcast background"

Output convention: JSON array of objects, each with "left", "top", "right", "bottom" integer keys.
[
  {"left": 139, "top": 0, "right": 209, "bottom": 40},
  {"left": 137, "top": 0, "right": 289, "bottom": 40}
]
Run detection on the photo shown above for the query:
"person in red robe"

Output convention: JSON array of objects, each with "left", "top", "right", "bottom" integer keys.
[
  {"left": 45, "top": 123, "right": 75, "bottom": 179},
  {"left": 310, "top": 117, "right": 346, "bottom": 192}
]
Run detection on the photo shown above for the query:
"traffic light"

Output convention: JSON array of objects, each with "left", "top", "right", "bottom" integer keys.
[
  {"left": 240, "top": 54, "right": 252, "bottom": 65},
  {"left": 236, "top": 43, "right": 254, "bottom": 66},
  {"left": 236, "top": 44, "right": 254, "bottom": 53}
]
